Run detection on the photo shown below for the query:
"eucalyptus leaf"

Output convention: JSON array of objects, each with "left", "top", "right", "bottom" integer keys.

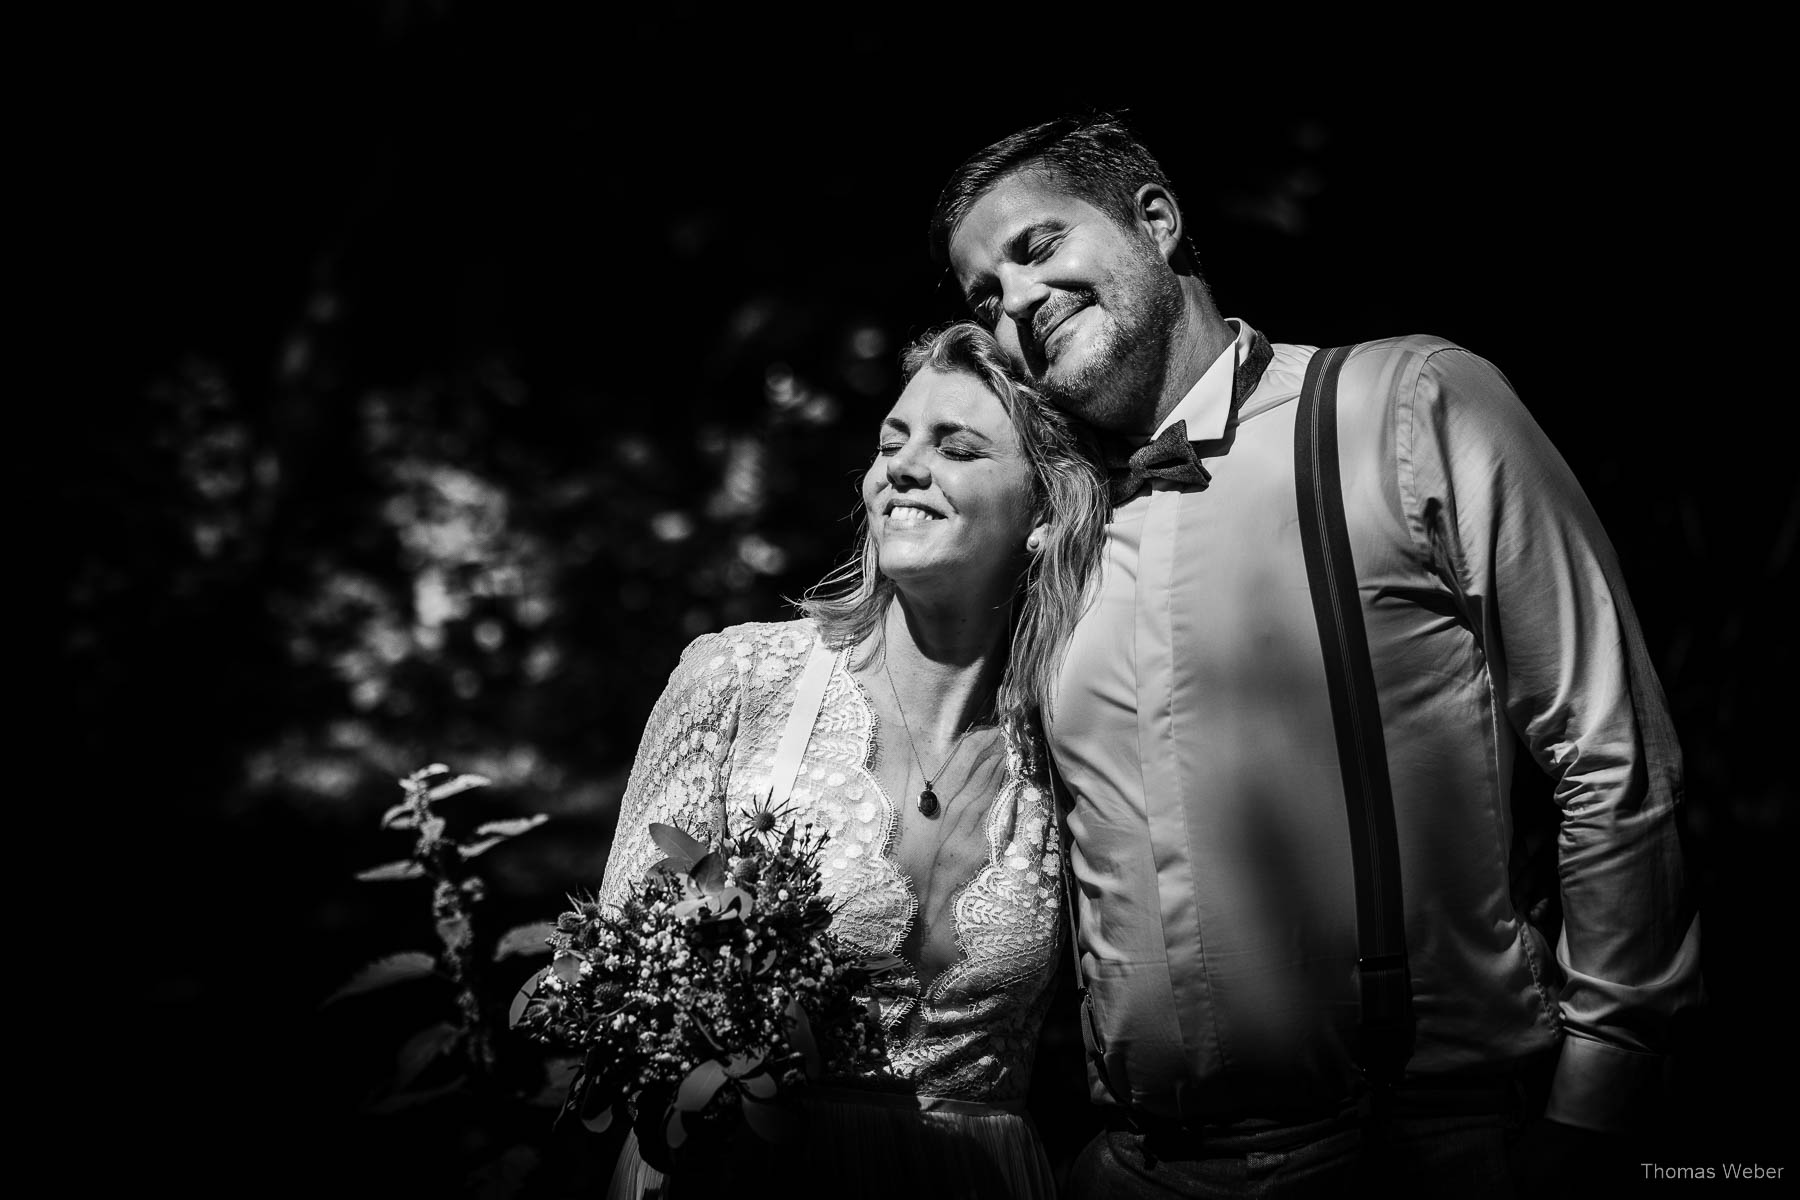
[
  {"left": 664, "top": 1109, "right": 688, "bottom": 1150},
  {"left": 689, "top": 851, "right": 727, "bottom": 892},
  {"left": 740, "top": 1071, "right": 778, "bottom": 1100},
  {"left": 391, "top": 1021, "right": 463, "bottom": 1095},
  {"left": 323, "top": 952, "right": 438, "bottom": 1005},
  {"left": 648, "top": 821, "right": 707, "bottom": 867},
  {"left": 493, "top": 921, "right": 557, "bottom": 960},
  {"left": 475, "top": 813, "right": 550, "bottom": 839},
  {"left": 581, "top": 1105, "right": 615, "bottom": 1134},
  {"left": 551, "top": 952, "right": 585, "bottom": 984},
  {"left": 785, "top": 998, "right": 822, "bottom": 1078},
  {"left": 355, "top": 859, "right": 426, "bottom": 883},
  {"left": 714, "top": 885, "right": 754, "bottom": 918},
  {"left": 363, "top": 1074, "right": 467, "bottom": 1115},
  {"left": 459, "top": 836, "right": 505, "bottom": 858},
  {"left": 723, "top": 1052, "right": 765, "bottom": 1078},
  {"left": 675, "top": 1059, "right": 729, "bottom": 1112},
  {"left": 507, "top": 968, "right": 545, "bottom": 1028}
]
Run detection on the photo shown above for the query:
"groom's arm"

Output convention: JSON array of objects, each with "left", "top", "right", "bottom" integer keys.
[{"left": 1397, "top": 346, "right": 1703, "bottom": 1135}]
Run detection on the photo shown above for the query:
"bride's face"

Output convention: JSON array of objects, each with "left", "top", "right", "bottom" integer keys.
[{"left": 861, "top": 367, "right": 1039, "bottom": 600}]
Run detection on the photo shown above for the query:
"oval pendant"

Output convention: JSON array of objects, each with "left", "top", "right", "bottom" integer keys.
[{"left": 917, "top": 788, "right": 940, "bottom": 818}]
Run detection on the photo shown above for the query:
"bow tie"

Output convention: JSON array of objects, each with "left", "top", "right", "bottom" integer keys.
[
  {"left": 1106, "top": 328, "right": 1275, "bottom": 506},
  {"left": 1108, "top": 422, "right": 1209, "bottom": 506}
]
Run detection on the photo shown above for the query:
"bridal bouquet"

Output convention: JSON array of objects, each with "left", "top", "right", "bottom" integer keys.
[{"left": 510, "top": 800, "right": 896, "bottom": 1172}]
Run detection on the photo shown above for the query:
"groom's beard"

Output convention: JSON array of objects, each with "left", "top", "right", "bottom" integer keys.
[{"left": 1037, "top": 259, "right": 1185, "bottom": 434}]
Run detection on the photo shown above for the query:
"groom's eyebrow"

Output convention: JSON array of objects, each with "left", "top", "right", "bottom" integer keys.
[{"left": 1005, "top": 219, "right": 1066, "bottom": 257}]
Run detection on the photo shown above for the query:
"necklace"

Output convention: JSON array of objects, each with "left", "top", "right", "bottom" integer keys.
[{"left": 881, "top": 654, "right": 979, "bottom": 818}]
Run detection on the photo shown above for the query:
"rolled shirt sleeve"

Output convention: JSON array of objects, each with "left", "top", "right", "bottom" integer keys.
[{"left": 1398, "top": 348, "right": 1703, "bottom": 1131}]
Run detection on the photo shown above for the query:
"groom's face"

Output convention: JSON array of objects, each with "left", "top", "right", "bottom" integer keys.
[{"left": 947, "top": 171, "right": 1180, "bottom": 433}]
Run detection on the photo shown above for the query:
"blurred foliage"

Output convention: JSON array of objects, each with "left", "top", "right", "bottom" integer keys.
[
  {"left": 320, "top": 764, "right": 574, "bottom": 1196},
  {"left": 69, "top": 6, "right": 1790, "bottom": 1195}
]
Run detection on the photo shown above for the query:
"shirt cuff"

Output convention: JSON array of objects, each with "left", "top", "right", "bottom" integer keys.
[{"left": 1544, "top": 1033, "right": 1666, "bottom": 1133}]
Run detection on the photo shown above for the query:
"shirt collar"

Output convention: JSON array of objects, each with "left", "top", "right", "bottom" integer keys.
[{"left": 1152, "top": 318, "right": 1252, "bottom": 442}]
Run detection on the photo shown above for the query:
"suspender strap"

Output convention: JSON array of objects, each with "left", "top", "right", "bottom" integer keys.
[
  {"left": 1293, "top": 344, "right": 1416, "bottom": 1089},
  {"left": 767, "top": 636, "right": 835, "bottom": 808}
]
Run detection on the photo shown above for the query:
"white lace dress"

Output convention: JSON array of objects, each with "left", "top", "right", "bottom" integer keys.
[{"left": 598, "top": 619, "right": 1063, "bottom": 1200}]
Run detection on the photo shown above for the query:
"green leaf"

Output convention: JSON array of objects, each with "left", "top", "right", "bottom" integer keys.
[
  {"left": 648, "top": 822, "right": 707, "bottom": 867},
  {"left": 493, "top": 921, "right": 557, "bottom": 960},
  {"left": 525, "top": 1055, "right": 582, "bottom": 1109},
  {"left": 403, "top": 763, "right": 451, "bottom": 788},
  {"left": 674, "top": 1060, "right": 729, "bottom": 1112},
  {"left": 363, "top": 1074, "right": 467, "bottom": 1115},
  {"left": 507, "top": 968, "right": 545, "bottom": 1028},
  {"left": 426, "top": 773, "right": 491, "bottom": 802},
  {"left": 323, "top": 952, "right": 438, "bottom": 1005},
  {"left": 391, "top": 1021, "right": 463, "bottom": 1095},
  {"left": 785, "top": 998, "right": 822, "bottom": 1078},
  {"left": 740, "top": 1071, "right": 777, "bottom": 1100},
  {"left": 355, "top": 859, "right": 426, "bottom": 883},
  {"left": 664, "top": 1108, "right": 688, "bottom": 1150},
  {"left": 475, "top": 813, "right": 550, "bottom": 839},
  {"left": 379, "top": 802, "right": 417, "bottom": 829},
  {"left": 582, "top": 1105, "right": 615, "bottom": 1134},
  {"left": 551, "top": 953, "right": 585, "bottom": 985},
  {"left": 688, "top": 851, "right": 727, "bottom": 892},
  {"left": 459, "top": 836, "right": 505, "bottom": 859}
]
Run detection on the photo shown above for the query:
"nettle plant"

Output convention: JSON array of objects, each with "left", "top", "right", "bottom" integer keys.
[{"left": 326, "top": 763, "right": 561, "bottom": 1114}]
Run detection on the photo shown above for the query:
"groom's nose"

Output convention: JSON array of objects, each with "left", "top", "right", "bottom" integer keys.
[{"left": 997, "top": 263, "right": 1049, "bottom": 331}]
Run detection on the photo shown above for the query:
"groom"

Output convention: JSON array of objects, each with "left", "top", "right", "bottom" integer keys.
[{"left": 932, "top": 113, "right": 1702, "bottom": 1197}]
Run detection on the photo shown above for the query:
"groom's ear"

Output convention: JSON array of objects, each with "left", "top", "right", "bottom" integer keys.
[{"left": 1134, "top": 184, "right": 1184, "bottom": 265}]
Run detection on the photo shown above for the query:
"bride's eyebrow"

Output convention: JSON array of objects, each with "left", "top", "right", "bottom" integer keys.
[
  {"left": 932, "top": 421, "right": 992, "bottom": 443},
  {"left": 880, "top": 417, "right": 993, "bottom": 444}
]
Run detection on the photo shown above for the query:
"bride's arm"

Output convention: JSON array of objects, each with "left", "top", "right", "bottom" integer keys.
[{"left": 595, "top": 629, "right": 745, "bottom": 911}]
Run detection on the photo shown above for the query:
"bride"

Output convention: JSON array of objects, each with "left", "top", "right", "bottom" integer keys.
[{"left": 596, "top": 320, "right": 1107, "bottom": 1199}]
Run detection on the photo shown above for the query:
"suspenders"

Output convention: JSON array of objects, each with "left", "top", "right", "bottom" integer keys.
[
  {"left": 1294, "top": 345, "right": 1417, "bottom": 1091},
  {"left": 1055, "top": 343, "right": 1416, "bottom": 1115}
]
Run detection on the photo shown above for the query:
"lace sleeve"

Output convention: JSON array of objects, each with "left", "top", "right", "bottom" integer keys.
[{"left": 596, "top": 630, "right": 746, "bottom": 911}]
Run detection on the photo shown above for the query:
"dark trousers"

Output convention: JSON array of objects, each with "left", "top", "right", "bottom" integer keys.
[{"left": 1064, "top": 1081, "right": 1523, "bottom": 1200}]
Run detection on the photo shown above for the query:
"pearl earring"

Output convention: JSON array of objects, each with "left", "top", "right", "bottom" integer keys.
[{"left": 1026, "top": 533, "right": 1044, "bottom": 553}]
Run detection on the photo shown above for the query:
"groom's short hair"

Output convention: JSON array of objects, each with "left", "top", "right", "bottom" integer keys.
[{"left": 928, "top": 112, "right": 1178, "bottom": 267}]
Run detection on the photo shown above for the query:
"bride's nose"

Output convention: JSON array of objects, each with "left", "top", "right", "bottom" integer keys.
[{"left": 886, "top": 441, "right": 931, "bottom": 489}]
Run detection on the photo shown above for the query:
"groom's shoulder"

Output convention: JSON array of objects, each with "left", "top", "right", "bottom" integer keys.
[
  {"left": 1264, "top": 333, "right": 1468, "bottom": 385},
  {"left": 1327, "top": 334, "right": 1503, "bottom": 408}
]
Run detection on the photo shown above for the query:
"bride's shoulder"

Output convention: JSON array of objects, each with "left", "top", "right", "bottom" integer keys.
[{"left": 674, "top": 617, "right": 823, "bottom": 680}]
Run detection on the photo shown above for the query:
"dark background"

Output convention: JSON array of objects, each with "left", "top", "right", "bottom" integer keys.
[{"left": 73, "top": 6, "right": 1791, "bottom": 1195}]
